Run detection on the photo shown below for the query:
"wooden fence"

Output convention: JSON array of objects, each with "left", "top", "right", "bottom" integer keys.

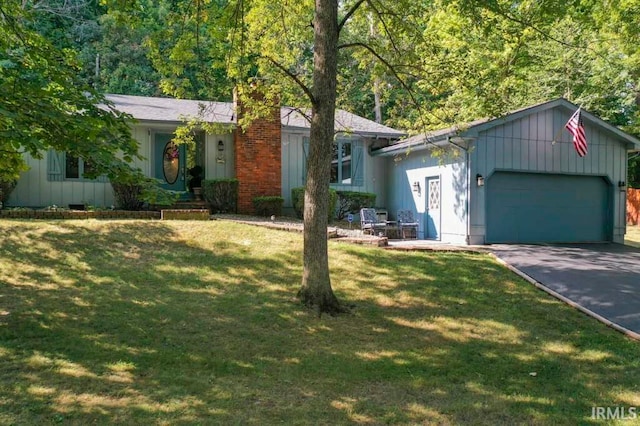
[{"left": 628, "top": 188, "right": 640, "bottom": 225}]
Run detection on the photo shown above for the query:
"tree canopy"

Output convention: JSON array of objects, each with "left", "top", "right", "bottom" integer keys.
[{"left": 0, "top": 1, "right": 140, "bottom": 182}]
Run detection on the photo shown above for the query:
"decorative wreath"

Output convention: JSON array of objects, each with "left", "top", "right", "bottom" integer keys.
[{"left": 164, "top": 142, "right": 179, "bottom": 161}]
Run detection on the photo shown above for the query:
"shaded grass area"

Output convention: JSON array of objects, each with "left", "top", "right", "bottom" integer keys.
[
  {"left": 0, "top": 220, "right": 638, "bottom": 425},
  {"left": 625, "top": 226, "right": 640, "bottom": 248}
]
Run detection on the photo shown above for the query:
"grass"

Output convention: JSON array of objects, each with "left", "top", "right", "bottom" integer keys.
[
  {"left": 0, "top": 220, "right": 638, "bottom": 425},
  {"left": 625, "top": 225, "right": 640, "bottom": 248}
]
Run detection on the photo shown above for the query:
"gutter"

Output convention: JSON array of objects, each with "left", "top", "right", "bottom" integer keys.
[{"left": 281, "top": 125, "right": 405, "bottom": 139}]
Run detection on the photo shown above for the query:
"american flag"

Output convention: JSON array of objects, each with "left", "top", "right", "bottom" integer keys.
[{"left": 565, "top": 108, "right": 588, "bottom": 157}]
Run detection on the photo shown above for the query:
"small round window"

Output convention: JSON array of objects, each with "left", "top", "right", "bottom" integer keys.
[{"left": 163, "top": 141, "right": 179, "bottom": 184}]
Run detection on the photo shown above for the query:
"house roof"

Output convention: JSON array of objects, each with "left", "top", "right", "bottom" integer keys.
[
  {"left": 105, "top": 94, "right": 404, "bottom": 139},
  {"left": 280, "top": 107, "right": 404, "bottom": 138},
  {"left": 373, "top": 98, "right": 640, "bottom": 156}
]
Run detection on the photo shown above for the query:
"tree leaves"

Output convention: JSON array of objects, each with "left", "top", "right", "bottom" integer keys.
[{"left": 0, "top": 2, "right": 140, "bottom": 181}]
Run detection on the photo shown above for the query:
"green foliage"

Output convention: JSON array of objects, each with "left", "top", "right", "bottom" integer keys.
[
  {"left": 291, "top": 187, "right": 305, "bottom": 219},
  {"left": 202, "top": 179, "right": 239, "bottom": 213},
  {"left": 0, "top": 3, "right": 141, "bottom": 182},
  {"left": 111, "top": 168, "right": 178, "bottom": 210},
  {"left": 110, "top": 182, "right": 144, "bottom": 211},
  {"left": 252, "top": 196, "right": 284, "bottom": 217},
  {"left": 0, "top": 180, "right": 17, "bottom": 207},
  {"left": 335, "top": 191, "right": 376, "bottom": 220},
  {"left": 291, "top": 187, "right": 337, "bottom": 222}
]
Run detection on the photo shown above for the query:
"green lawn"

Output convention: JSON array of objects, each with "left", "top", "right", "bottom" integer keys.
[
  {"left": 625, "top": 225, "right": 640, "bottom": 248},
  {"left": 1, "top": 220, "right": 638, "bottom": 425}
]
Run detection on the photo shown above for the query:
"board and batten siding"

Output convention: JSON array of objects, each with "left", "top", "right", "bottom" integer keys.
[
  {"left": 204, "top": 132, "right": 235, "bottom": 180},
  {"left": 386, "top": 149, "right": 468, "bottom": 243},
  {"left": 280, "top": 130, "right": 388, "bottom": 213},
  {"left": 7, "top": 153, "right": 115, "bottom": 208},
  {"left": 469, "top": 108, "right": 628, "bottom": 244},
  {"left": 8, "top": 124, "right": 152, "bottom": 208}
]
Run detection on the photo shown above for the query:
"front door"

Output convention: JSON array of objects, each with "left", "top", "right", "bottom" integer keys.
[
  {"left": 154, "top": 133, "right": 186, "bottom": 191},
  {"left": 425, "top": 176, "right": 441, "bottom": 240}
]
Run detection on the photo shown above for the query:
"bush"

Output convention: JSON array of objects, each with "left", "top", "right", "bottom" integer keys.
[
  {"left": 0, "top": 180, "right": 17, "bottom": 207},
  {"left": 291, "top": 186, "right": 338, "bottom": 222},
  {"left": 111, "top": 168, "right": 178, "bottom": 210},
  {"left": 335, "top": 191, "right": 376, "bottom": 220},
  {"left": 111, "top": 182, "right": 144, "bottom": 211},
  {"left": 291, "top": 187, "right": 305, "bottom": 219},
  {"left": 203, "top": 179, "right": 239, "bottom": 213},
  {"left": 253, "top": 196, "right": 284, "bottom": 216}
]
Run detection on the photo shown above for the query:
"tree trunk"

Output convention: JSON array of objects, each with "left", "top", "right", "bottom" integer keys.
[
  {"left": 373, "top": 78, "right": 382, "bottom": 124},
  {"left": 297, "top": 0, "right": 345, "bottom": 315}
]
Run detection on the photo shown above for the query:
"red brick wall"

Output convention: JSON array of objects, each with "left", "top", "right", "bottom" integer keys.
[
  {"left": 234, "top": 91, "right": 282, "bottom": 214},
  {"left": 627, "top": 188, "right": 640, "bottom": 225}
]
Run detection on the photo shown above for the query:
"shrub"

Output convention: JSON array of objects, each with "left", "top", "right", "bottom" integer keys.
[
  {"left": 0, "top": 180, "right": 17, "bottom": 207},
  {"left": 253, "top": 196, "right": 284, "bottom": 216},
  {"left": 111, "top": 182, "right": 144, "bottom": 211},
  {"left": 111, "top": 168, "right": 178, "bottom": 210},
  {"left": 291, "top": 187, "right": 305, "bottom": 219},
  {"left": 291, "top": 186, "right": 338, "bottom": 222},
  {"left": 203, "top": 179, "right": 239, "bottom": 213},
  {"left": 335, "top": 191, "right": 376, "bottom": 220}
]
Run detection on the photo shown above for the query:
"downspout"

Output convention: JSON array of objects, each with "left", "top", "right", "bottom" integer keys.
[{"left": 447, "top": 136, "right": 472, "bottom": 245}]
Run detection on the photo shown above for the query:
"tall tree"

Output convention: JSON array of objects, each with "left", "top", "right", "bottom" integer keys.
[{"left": 231, "top": 0, "right": 429, "bottom": 313}]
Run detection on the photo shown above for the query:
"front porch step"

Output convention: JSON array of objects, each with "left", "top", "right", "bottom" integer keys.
[
  {"left": 151, "top": 200, "right": 209, "bottom": 211},
  {"left": 171, "top": 200, "right": 209, "bottom": 210}
]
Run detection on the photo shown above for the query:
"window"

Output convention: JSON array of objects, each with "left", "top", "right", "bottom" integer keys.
[
  {"left": 48, "top": 150, "right": 104, "bottom": 182},
  {"left": 64, "top": 154, "right": 95, "bottom": 180},
  {"left": 331, "top": 140, "right": 352, "bottom": 184},
  {"left": 302, "top": 137, "right": 364, "bottom": 187}
]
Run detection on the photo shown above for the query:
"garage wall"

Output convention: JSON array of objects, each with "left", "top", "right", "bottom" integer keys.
[
  {"left": 386, "top": 148, "right": 468, "bottom": 243},
  {"left": 469, "top": 107, "right": 628, "bottom": 244}
]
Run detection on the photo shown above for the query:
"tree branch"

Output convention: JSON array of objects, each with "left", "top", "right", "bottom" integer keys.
[
  {"left": 338, "top": 42, "right": 450, "bottom": 149},
  {"left": 266, "top": 57, "right": 316, "bottom": 105},
  {"left": 338, "top": 0, "right": 366, "bottom": 33},
  {"left": 365, "top": 0, "right": 399, "bottom": 53}
]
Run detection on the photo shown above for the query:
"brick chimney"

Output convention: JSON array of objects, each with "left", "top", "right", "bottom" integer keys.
[{"left": 234, "top": 87, "right": 282, "bottom": 214}]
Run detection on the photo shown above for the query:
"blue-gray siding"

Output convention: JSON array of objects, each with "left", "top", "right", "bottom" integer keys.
[
  {"left": 385, "top": 148, "right": 468, "bottom": 243},
  {"left": 470, "top": 107, "right": 627, "bottom": 244},
  {"left": 280, "top": 131, "right": 388, "bottom": 213}
]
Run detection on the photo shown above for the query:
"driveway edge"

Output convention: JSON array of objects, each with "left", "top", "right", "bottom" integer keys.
[{"left": 491, "top": 253, "right": 640, "bottom": 342}]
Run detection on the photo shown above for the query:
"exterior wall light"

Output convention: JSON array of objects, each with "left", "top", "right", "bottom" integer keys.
[
  {"left": 412, "top": 181, "right": 421, "bottom": 195},
  {"left": 476, "top": 174, "right": 485, "bottom": 187},
  {"left": 217, "top": 140, "right": 225, "bottom": 163},
  {"left": 619, "top": 181, "right": 626, "bottom": 191}
]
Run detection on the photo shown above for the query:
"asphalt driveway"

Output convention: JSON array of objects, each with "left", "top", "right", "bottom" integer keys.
[{"left": 491, "top": 243, "right": 640, "bottom": 336}]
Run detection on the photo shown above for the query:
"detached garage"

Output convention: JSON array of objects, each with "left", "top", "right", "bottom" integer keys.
[{"left": 376, "top": 98, "right": 640, "bottom": 245}]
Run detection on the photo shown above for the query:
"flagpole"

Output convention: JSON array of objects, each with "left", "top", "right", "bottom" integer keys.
[
  {"left": 553, "top": 107, "right": 581, "bottom": 145},
  {"left": 551, "top": 125, "right": 564, "bottom": 145}
]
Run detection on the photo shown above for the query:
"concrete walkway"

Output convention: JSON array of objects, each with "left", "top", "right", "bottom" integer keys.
[{"left": 491, "top": 244, "right": 640, "bottom": 339}]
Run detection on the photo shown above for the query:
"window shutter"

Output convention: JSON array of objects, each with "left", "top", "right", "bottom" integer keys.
[
  {"left": 352, "top": 140, "right": 364, "bottom": 186},
  {"left": 302, "top": 137, "right": 309, "bottom": 183},
  {"left": 47, "top": 149, "right": 64, "bottom": 181}
]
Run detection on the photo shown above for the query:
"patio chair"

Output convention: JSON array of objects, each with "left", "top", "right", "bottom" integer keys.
[
  {"left": 360, "top": 208, "right": 387, "bottom": 236},
  {"left": 397, "top": 209, "right": 419, "bottom": 239}
]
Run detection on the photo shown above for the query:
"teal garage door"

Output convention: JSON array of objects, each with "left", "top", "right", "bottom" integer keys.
[{"left": 486, "top": 172, "right": 610, "bottom": 243}]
